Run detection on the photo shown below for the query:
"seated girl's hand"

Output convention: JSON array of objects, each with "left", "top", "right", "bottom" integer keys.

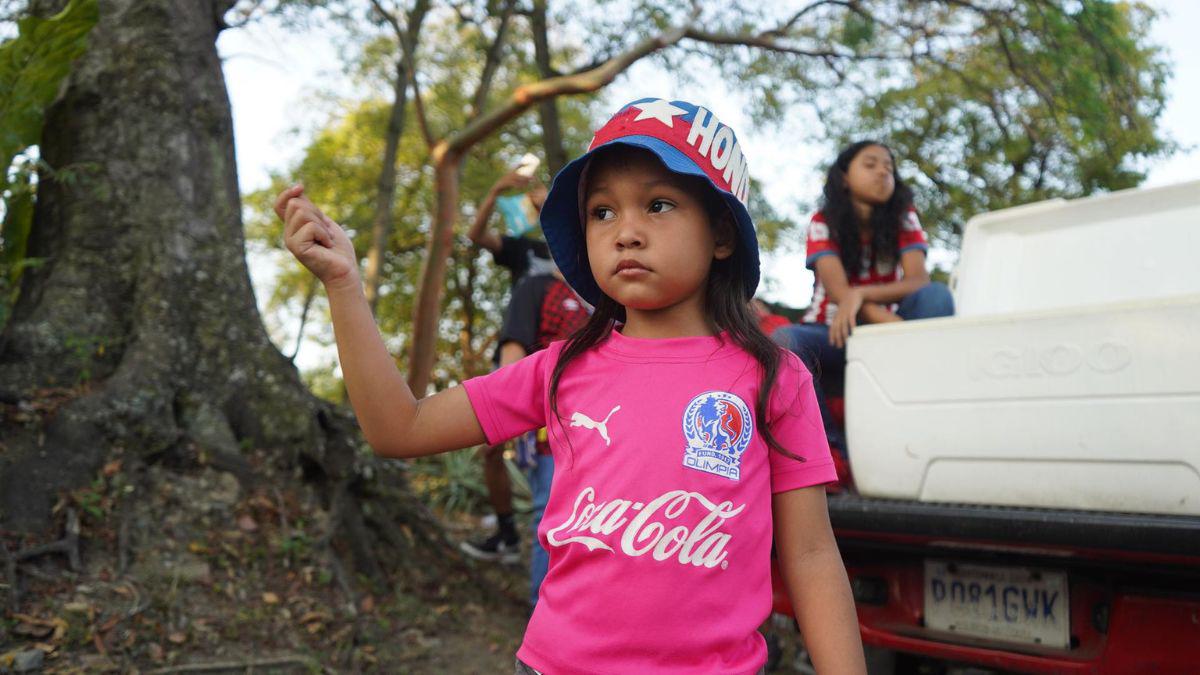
[
  {"left": 274, "top": 185, "right": 360, "bottom": 291},
  {"left": 829, "top": 288, "right": 864, "bottom": 348}
]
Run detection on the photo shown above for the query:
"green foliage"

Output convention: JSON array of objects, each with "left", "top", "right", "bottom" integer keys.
[
  {"left": 0, "top": 0, "right": 97, "bottom": 192},
  {"left": 631, "top": 1, "right": 1172, "bottom": 246},
  {"left": 245, "top": 12, "right": 601, "bottom": 394},
  {"left": 0, "top": 164, "right": 35, "bottom": 327},
  {"left": 408, "top": 449, "right": 530, "bottom": 516},
  {"left": 0, "top": 0, "right": 98, "bottom": 327},
  {"left": 835, "top": 1, "right": 1169, "bottom": 245}
]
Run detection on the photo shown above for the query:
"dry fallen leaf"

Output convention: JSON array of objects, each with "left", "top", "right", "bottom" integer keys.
[
  {"left": 262, "top": 592, "right": 280, "bottom": 605},
  {"left": 167, "top": 631, "right": 187, "bottom": 645},
  {"left": 102, "top": 460, "right": 122, "bottom": 477},
  {"left": 298, "top": 611, "right": 330, "bottom": 624},
  {"left": 237, "top": 514, "right": 259, "bottom": 532},
  {"left": 12, "top": 614, "right": 67, "bottom": 641},
  {"left": 14, "top": 622, "right": 52, "bottom": 638}
]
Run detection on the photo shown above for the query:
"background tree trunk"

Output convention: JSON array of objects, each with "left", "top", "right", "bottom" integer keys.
[
  {"left": 0, "top": 0, "right": 447, "bottom": 579},
  {"left": 362, "top": 0, "right": 429, "bottom": 314},
  {"left": 529, "top": 0, "right": 567, "bottom": 176}
]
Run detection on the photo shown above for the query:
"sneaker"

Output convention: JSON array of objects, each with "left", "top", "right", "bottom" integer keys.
[{"left": 459, "top": 531, "right": 520, "bottom": 564}]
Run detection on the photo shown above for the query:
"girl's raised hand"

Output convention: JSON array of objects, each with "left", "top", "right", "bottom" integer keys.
[{"left": 274, "top": 185, "right": 359, "bottom": 291}]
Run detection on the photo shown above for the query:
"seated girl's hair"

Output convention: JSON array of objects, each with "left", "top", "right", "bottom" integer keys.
[{"left": 823, "top": 140, "right": 914, "bottom": 272}]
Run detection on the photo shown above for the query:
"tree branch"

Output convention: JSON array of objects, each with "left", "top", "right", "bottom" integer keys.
[
  {"left": 409, "top": 68, "right": 435, "bottom": 150},
  {"left": 468, "top": 0, "right": 516, "bottom": 122},
  {"left": 370, "top": 0, "right": 435, "bottom": 150},
  {"left": 683, "top": 28, "right": 901, "bottom": 61},
  {"left": 763, "top": 0, "right": 854, "bottom": 39},
  {"left": 441, "top": 15, "right": 697, "bottom": 158}
]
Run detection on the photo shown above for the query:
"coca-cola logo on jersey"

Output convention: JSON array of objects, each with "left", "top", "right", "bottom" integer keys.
[{"left": 546, "top": 486, "right": 746, "bottom": 569}]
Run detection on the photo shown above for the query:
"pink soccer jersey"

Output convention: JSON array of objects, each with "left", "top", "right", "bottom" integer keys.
[{"left": 463, "top": 330, "right": 837, "bottom": 674}]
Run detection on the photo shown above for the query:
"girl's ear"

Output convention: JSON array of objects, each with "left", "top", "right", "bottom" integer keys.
[{"left": 713, "top": 211, "right": 736, "bottom": 261}]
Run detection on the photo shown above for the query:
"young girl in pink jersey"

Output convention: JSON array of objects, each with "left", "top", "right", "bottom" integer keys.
[
  {"left": 275, "top": 99, "right": 865, "bottom": 675},
  {"left": 773, "top": 141, "right": 955, "bottom": 458}
]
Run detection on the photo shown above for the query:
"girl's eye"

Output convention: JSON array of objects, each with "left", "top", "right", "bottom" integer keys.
[
  {"left": 649, "top": 200, "right": 675, "bottom": 214},
  {"left": 592, "top": 206, "right": 615, "bottom": 221}
]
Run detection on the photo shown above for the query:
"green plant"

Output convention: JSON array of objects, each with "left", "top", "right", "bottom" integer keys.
[
  {"left": 408, "top": 449, "right": 530, "bottom": 516},
  {"left": 0, "top": 0, "right": 99, "bottom": 323}
]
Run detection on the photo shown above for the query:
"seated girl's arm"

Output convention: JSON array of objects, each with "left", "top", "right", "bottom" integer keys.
[
  {"left": 858, "top": 301, "right": 902, "bottom": 325},
  {"left": 856, "top": 248, "right": 930, "bottom": 305},
  {"left": 276, "top": 185, "right": 486, "bottom": 458},
  {"left": 812, "top": 256, "right": 864, "bottom": 348},
  {"left": 773, "top": 487, "right": 866, "bottom": 675}
]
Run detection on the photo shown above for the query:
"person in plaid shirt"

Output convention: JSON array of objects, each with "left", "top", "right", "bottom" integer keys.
[
  {"left": 461, "top": 164, "right": 559, "bottom": 568},
  {"left": 462, "top": 270, "right": 589, "bottom": 605}
]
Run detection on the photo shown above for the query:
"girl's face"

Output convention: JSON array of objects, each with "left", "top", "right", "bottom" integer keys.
[
  {"left": 583, "top": 150, "right": 734, "bottom": 313},
  {"left": 843, "top": 144, "right": 896, "bottom": 206}
]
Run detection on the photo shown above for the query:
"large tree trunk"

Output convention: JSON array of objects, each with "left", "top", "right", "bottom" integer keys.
[{"left": 0, "top": 0, "right": 447, "bottom": 579}]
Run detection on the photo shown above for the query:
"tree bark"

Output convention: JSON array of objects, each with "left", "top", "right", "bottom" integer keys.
[
  {"left": 362, "top": 56, "right": 411, "bottom": 314},
  {"left": 0, "top": 1, "right": 447, "bottom": 579},
  {"left": 362, "top": 0, "right": 429, "bottom": 314},
  {"left": 529, "top": 0, "right": 567, "bottom": 176}
]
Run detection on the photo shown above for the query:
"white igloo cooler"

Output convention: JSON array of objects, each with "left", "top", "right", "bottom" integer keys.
[{"left": 844, "top": 180, "right": 1200, "bottom": 515}]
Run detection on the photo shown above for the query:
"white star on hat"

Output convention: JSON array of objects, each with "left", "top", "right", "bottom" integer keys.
[{"left": 630, "top": 99, "right": 687, "bottom": 128}]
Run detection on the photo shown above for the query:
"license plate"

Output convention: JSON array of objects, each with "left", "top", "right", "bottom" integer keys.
[{"left": 924, "top": 560, "right": 1070, "bottom": 648}]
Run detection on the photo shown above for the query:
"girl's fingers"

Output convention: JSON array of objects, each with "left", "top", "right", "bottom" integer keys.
[
  {"left": 285, "top": 203, "right": 326, "bottom": 240},
  {"left": 831, "top": 318, "right": 848, "bottom": 348},
  {"left": 318, "top": 213, "right": 340, "bottom": 240},
  {"left": 294, "top": 220, "right": 333, "bottom": 251},
  {"left": 274, "top": 184, "right": 304, "bottom": 220}
]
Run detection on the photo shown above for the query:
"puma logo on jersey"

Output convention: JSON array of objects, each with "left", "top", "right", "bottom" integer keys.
[{"left": 569, "top": 405, "right": 621, "bottom": 446}]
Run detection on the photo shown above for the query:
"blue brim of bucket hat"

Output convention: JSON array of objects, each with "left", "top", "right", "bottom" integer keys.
[{"left": 539, "top": 134, "right": 760, "bottom": 307}]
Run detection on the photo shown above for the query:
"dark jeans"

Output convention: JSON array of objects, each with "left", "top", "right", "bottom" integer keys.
[
  {"left": 527, "top": 454, "right": 554, "bottom": 607},
  {"left": 772, "top": 282, "right": 955, "bottom": 453}
]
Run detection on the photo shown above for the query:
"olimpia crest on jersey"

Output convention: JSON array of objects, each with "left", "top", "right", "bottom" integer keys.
[{"left": 682, "top": 391, "right": 754, "bottom": 481}]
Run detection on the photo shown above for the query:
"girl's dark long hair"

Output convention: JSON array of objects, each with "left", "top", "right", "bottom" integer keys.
[
  {"left": 822, "top": 140, "right": 914, "bottom": 275},
  {"left": 547, "top": 165, "right": 799, "bottom": 461}
]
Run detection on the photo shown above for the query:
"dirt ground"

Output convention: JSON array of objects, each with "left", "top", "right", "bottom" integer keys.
[
  {"left": 1, "top": 454, "right": 531, "bottom": 674},
  {"left": 0, "top": 454, "right": 816, "bottom": 674}
]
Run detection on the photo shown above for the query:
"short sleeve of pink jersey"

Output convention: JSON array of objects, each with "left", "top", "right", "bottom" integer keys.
[
  {"left": 461, "top": 345, "right": 553, "bottom": 446},
  {"left": 766, "top": 352, "right": 838, "bottom": 493}
]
